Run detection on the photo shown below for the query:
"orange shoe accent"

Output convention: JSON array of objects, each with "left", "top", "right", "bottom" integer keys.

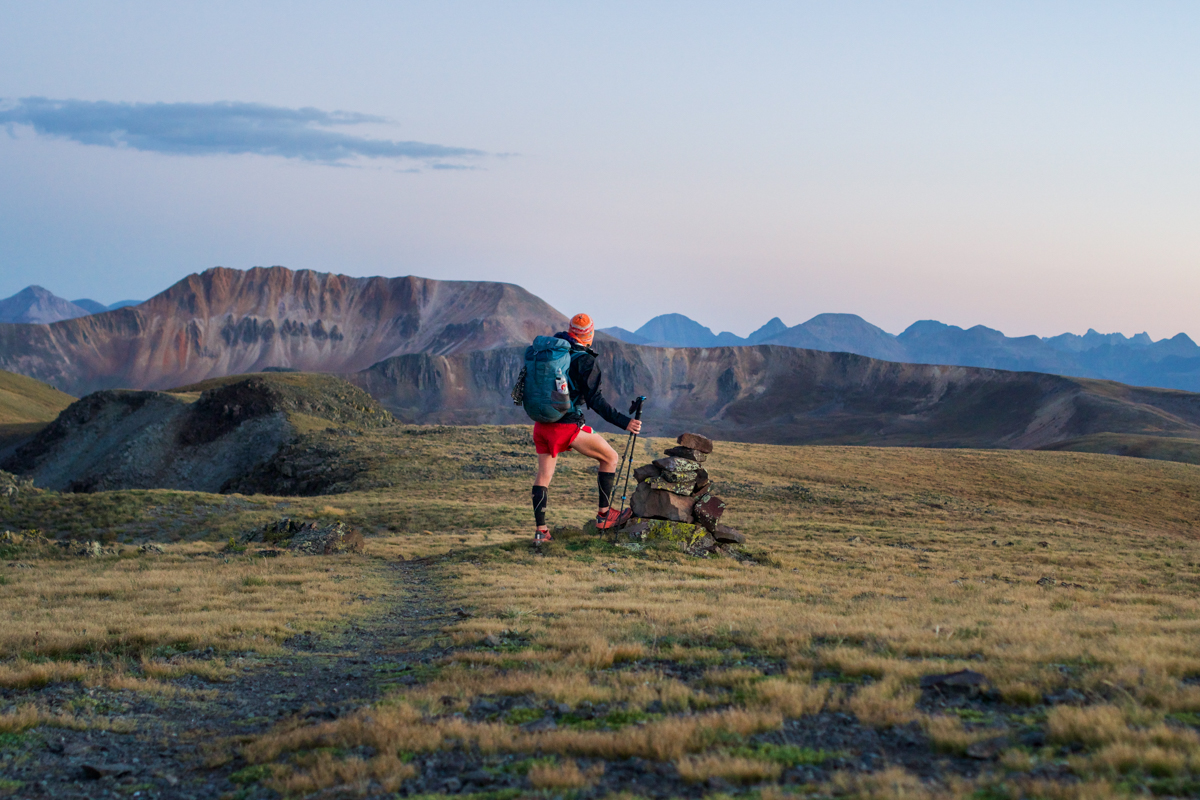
[
  {"left": 595, "top": 507, "right": 632, "bottom": 530},
  {"left": 534, "top": 529, "right": 553, "bottom": 542}
]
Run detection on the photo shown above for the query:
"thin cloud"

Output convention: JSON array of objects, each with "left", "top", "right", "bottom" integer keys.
[{"left": 0, "top": 97, "right": 486, "bottom": 165}]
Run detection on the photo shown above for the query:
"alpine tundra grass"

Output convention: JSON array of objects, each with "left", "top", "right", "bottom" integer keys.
[{"left": 2, "top": 424, "right": 1199, "bottom": 797}]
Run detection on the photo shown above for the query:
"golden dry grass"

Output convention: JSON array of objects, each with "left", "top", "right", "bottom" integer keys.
[
  {"left": 676, "top": 753, "right": 783, "bottom": 784},
  {"left": 246, "top": 430, "right": 1200, "bottom": 796},
  {"left": 0, "top": 540, "right": 390, "bottom": 693},
  {"left": 5, "top": 424, "right": 1200, "bottom": 796},
  {"left": 527, "top": 759, "right": 604, "bottom": 789}
]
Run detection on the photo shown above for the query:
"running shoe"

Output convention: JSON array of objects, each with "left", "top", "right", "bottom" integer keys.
[
  {"left": 595, "top": 507, "right": 633, "bottom": 530},
  {"left": 534, "top": 528, "right": 553, "bottom": 543}
]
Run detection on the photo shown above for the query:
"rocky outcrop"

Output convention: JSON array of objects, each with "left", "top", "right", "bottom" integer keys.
[
  {"left": 0, "top": 471, "right": 39, "bottom": 501},
  {"left": 1, "top": 373, "right": 393, "bottom": 493},
  {"left": 0, "top": 267, "right": 568, "bottom": 396},
  {"left": 239, "top": 518, "right": 364, "bottom": 555}
]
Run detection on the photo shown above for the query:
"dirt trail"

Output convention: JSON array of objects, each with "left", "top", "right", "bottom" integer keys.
[{"left": 4, "top": 559, "right": 453, "bottom": 799}]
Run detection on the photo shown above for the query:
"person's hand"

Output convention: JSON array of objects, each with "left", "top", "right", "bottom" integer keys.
[{"left": 626, "top": 419, "right": 642, "bottom": 434}]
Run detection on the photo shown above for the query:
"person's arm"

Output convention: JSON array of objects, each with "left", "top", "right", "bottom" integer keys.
[{"left": 576, "top": 355, "right": 632, "bottom": 430}]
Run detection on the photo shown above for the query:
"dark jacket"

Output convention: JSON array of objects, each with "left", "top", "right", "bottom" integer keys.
[{"left": 553, "top": 332, "right": 631, "bottom": 431}]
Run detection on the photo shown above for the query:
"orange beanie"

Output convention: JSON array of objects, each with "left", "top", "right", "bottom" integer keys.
[{"left": 569, "top": 313, "right": 595, "bottom": 346}]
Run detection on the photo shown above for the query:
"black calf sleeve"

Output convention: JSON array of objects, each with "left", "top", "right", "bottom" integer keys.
[
  {"left": 597, "top": 471, "right": 616, "bottom": 510},
  {"left": 532, "top": 485, "right": 548, "bottom": 527}
]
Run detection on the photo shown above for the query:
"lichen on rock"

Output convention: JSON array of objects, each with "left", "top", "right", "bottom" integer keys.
[{"left": 618, "top": 518, "right": 716, "bottom": 555}]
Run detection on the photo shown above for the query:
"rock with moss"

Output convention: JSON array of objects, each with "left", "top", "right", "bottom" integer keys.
[
  {"left": 645, "top": 476, "right": 696, "bottom": 496},
  {"left": 617, "top": 518, "right": 716, "bottom": 555}
]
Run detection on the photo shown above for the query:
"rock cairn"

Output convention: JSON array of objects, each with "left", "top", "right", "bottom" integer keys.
[{"left": 617, "top": 432, "right": 745, "bottom": 554}]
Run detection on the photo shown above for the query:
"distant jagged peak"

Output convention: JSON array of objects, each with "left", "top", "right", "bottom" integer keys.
[
  {"left": 0, "top": 285, "right": 91, "bottom": 324},
  {"left": 634, "top": 313, "right": 722, "bottom": 347},
  {"left": 1044, "top": 328, "right": 1155, "bottom": 353},
  {"left": 797, "top": 312, "right": 897, "bottom": 336},
  {"left": 898, "top": 319, "right": 958, "bottom": 338},
  {"left": 765, "top": 311, "right": 906, "bottom": 361},
  {"left": 747, "top": 317, "right": 787, "bottom": 344}
]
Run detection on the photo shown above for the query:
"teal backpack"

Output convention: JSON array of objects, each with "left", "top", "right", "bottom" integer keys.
[{"left": 520, "top": 336, "right": 585, "bottom": 423}]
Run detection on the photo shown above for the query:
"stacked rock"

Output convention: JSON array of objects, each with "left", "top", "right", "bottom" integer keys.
[{"left": 626, "top": 432, "right": 745, "bottom": 546}]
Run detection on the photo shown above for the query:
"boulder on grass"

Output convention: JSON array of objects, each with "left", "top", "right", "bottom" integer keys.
[
  {"left": 630, "top": 482, "right": 694, "bottom": 523},
  {"left": 676, "top": 432, "right": 714, "bottom": 454}
]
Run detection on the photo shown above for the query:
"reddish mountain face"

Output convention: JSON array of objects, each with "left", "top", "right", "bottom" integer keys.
[{"left": 0, "top": 267, "right": 568, "bottom": 396}]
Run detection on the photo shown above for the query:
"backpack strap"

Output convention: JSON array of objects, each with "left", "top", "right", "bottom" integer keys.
[{"left": 567, "top": 349, "right": 591, "bottom": 414}]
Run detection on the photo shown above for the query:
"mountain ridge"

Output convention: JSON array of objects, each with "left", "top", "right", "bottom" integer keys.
[
  {"left": 350, "top": 339, "right": 1200, "bottom": 458},
  {"left": 602, "top": 312, "right": 1200, "bottom": 391},
  {"left": 0, "top": 266, "right": 568, "bottom": 396}
]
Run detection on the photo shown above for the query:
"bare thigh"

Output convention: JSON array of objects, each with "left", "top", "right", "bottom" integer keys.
[{"left": 570, "top": 430, "right": 619, "bottom": 471}]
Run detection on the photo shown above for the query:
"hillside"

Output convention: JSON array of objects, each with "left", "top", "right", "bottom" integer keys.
[
  {"left": 0, "top": 266, "right": 568, "bottom": 396},
  {"left": 0, "top": 372, "right": 393, "bottom": 492},
  {"left": 352, "top": 340, "right": 1200, "bottom": 454},
  {"left": 0, "top": 368, "right": 76, "bottom": 454},
  {"left": 0, "top": 369, "right": 75, "bottom": 425}
]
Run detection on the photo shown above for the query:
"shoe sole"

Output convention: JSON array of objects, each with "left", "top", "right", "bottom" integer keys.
[{"left": 595, "top": 510, "right": 633, "bottom": 530}]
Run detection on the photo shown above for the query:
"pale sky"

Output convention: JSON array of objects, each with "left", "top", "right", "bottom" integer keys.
[{"left": 1, "top": 1, "right": 1197, "bottom": 340}]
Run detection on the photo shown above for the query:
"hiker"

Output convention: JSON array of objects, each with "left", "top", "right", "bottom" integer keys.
[{"left": 519, "top": 313, "right": 642, "bottom": 542}]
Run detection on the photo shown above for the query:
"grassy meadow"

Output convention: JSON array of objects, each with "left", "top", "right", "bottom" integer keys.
[{"left": 3, "top": 424, "right": 1200, "bottom": 798}]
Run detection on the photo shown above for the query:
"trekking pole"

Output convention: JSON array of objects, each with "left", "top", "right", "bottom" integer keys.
[
  {"left": 609, "top": 401, "right": 639, "bottom": 509},
  {"left": 616, "top": 396, "right": 647, "bottom": 519},
  {"left": 612, "top": 426, "right": 635, "bottom": 497}
]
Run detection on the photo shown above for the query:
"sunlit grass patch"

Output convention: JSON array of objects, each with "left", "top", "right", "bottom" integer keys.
[
  {"left": 140, "top": 656, "right": 234, "bottom": 682},
  {"left": 676, "top": 753, "right": 782, "bottom": 784},
  {"left": 266, "top": 751, "right": 415, "bottom": 796},
  {"left": 922, "top": 714, "right": 998, "bottom": 755},
  {"left": 527, "top": 758, "right": 604, "bottom": 789},
  {"left": 0, "top": 703, "right": 135, "bottom": 734}
]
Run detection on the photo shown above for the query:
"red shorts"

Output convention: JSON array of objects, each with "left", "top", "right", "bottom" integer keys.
[{"left": 533, "top": 422, "right": 593, "bottom": 457}]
